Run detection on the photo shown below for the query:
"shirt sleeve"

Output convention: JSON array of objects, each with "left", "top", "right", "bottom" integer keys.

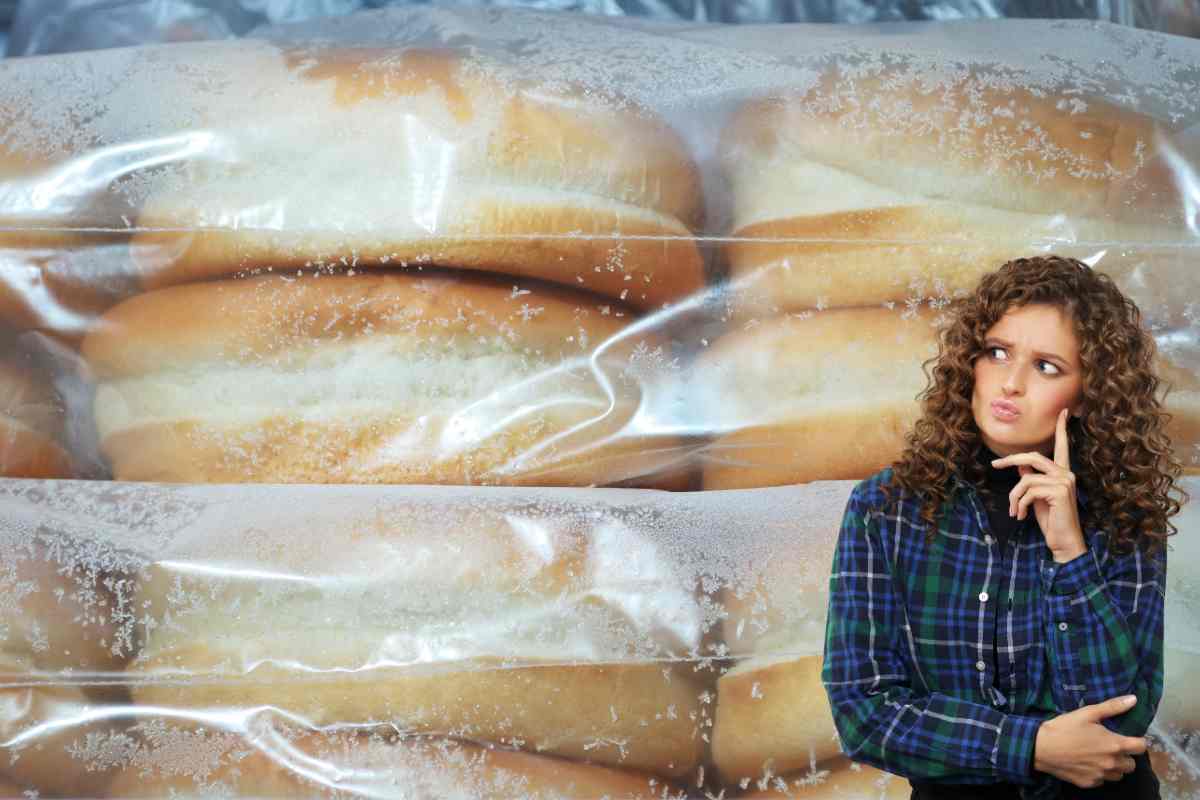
[
  {"left": 821, "top": 482, "right": 1044, "bottom": 784},
  {"left": 1042, "top": 533, "right": 1166, "bottom": 736}
]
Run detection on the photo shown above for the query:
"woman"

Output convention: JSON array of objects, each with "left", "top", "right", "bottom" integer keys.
[{"left": 821, "top": 256, "right": 1185, "bottom": 799}]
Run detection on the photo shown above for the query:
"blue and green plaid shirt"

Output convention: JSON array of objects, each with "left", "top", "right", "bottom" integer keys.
[{"left": 822, "top": 467, "right": 1166, "bottom": 799}]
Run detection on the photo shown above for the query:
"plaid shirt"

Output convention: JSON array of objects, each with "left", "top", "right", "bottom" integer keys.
[{"left": 822, "top": 467, "right": 1166, "bottom": 800}]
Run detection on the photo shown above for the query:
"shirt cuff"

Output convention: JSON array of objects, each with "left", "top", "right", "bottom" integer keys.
[
  {"left": 1043, "top": 548, "right": 1101, "bottom": 597},
  {"left": 995, "top": 714, "right": 1041, "bottom": 784}
]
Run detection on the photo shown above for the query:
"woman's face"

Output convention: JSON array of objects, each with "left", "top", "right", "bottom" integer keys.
[{"left": 971, "top": 303, "right": 1085, "bottom": 457}]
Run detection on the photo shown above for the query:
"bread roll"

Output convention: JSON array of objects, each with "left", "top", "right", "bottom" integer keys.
[
  {"left": 83, "top": 271, "right": 689, "bottom": 487},
  {"left": 720, "top": 69, "right": 1194, "bottom": 315},
  {"left": 0, "top": 538, "right": 126, "bottom": 795},
  {"left": 696, "top": 308, "right": 937, "bottom": 489},
  {"left": 733, "top": 757, "right": 909, "bottom": 798},
  {"left": 714, "top": 655, "right": 842, "bottom": 783},
  {"left": 103, "top": 728, "right": 677, "bottom": 799},
  {"left": 0, "top": 352, "right": 73, "bottom": 478},
  {"left": 697, "top": 306, "right": 1200, "bottom": 489},
  {"left": 713, "top": 484, "right": 846, "bottom": 782},
  {"left": 0, "top": 778, "right": 25, "bottom": 795},
  {"left": 128, "top": 43, "right": 704, "bottom": 311},
  {"left": 126, "top": 500, "right": 710, "bottom": 776},
  {"left": 1149, "top": 748, "right": 1200, "bottom": 800},
  {"left": 1159, "top": 494, "right": 1200, "bottom": 740}
]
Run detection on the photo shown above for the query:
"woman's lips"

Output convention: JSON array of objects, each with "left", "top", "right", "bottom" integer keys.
[{"left": 991, "top": 400, "right": 1021, "bottom": 422}]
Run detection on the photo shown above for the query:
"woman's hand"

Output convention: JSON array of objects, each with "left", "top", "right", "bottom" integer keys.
[
  {"left": 991, "top": 409, "right": 1086, "bottom": 563},
  {"left": 1033, "top": 695, "right": 1147, "bottom": 787}
]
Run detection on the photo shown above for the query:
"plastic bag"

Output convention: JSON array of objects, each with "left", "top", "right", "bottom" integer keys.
[{"left": 0, "top": 7, "right": 1198, "bottom": 797}]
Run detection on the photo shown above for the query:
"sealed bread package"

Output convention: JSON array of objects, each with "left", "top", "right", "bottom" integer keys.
[
  {"left": 112, "top": 484, "right": 712, "bottom": 778},
  {"left": 0, "top": 533, "right": 129, "bottom": 795},
  {"left": 2, "top": 475, "right": 1200, "bottom": 797},
  {"left": 0, "top": 7, "right": 1196, "bottom": 799}
]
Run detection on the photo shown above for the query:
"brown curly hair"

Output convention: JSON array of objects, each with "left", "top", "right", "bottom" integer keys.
[{"left": 887, "top": 255, "right": 1185, "bottom": 554}]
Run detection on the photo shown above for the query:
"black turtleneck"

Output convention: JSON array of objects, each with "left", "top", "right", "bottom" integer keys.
[{"left": 975, "top": 445, "right": 1023, "bottom": 550}]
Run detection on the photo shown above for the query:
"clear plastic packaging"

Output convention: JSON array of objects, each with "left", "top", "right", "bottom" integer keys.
[{"left": 0, "top": 7, "right": 1198, "bottom": 797}]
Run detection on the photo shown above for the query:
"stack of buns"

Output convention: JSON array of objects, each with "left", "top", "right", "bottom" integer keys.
[
  {"left": 83, "top": 272, "right": 690, "bottom": 487},
  {"left": 0, "top": 32, "right": 1198, "bottom": 800},
  {"left": 704, "top": 65, "right": 1200, "bottom": 490},
  {"left": 701, "top": 64, "right": 1200, "bottom": 795},
  {"left": 74, "top": 41, "right": 707, "bottom": 490},
  {"left": 119, "top": 495, "right": 710, "bottom": 785},
  {"left": 708, "top": 483, "right": 850, "bottom": 794}
]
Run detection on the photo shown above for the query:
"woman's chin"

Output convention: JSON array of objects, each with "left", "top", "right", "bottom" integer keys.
[{"left": 977, "top": 422, "right": 1051, "bottom": 456}]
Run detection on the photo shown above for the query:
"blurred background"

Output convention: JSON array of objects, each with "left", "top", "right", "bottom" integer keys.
[{"left": 0, "top": 0, "right": 1196, "bottom": 59}]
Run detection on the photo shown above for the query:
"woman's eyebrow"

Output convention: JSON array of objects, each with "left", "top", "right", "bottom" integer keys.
[{"left": 984, "top": 337, "right": 1070, "bottom": 365}]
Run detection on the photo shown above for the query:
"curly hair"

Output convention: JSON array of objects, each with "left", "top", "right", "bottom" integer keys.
[{"left": 887, "top": 255, "right": 1185, "bottom": 554}]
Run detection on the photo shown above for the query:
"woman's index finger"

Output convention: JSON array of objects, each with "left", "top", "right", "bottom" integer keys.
[{"left": 1055, "top": 408, "right": 1071, "bottom": 469}]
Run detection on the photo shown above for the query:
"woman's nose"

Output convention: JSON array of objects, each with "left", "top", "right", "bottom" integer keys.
[{"left": 1002, "top": 365, "right": 1026, "bottom": 395}]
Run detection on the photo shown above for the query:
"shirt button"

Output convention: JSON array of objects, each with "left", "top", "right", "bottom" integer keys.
[
  {"left": 976, "top": 660, "right": 987, "bottom": 672},
  {"left": 979, "top": 592, "right": 989, "bottom": 603},
  {"left": 1059, "top": 622, "right": 1069, "bottom": 632}
]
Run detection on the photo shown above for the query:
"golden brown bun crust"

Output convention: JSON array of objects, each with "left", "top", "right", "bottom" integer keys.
[
  {"left": 280, "top": 48, "right": 704, "bottom": 231},
  {"left": 85, "top": 272, "right": 691, "bottom": 487},
  {"left": 84, "top": 271, "right": 633, "bottom": 379},
  {"left": 723, "top": 212, "right": 1014, "bottom": 313},
  {"left": 713, "top": 656, "right": 841, "bottom": 783},
  {"left": 701, "top": 409, "right": 921, "bottom": 489},
  {"left": 97, "top": 416, "right": 693, "bottom": 488},
  {"left": 135, "top": 208, "right": 705, "bottom": 313},
  {"left": 129, "top": 662, "right": 707, "bottom": 777},
  {"left": 720, "top": 67, "right": 1194, "bottom": 314},
  {"left": 733, "top": 756, "right": 911, "bottom": 798},
  {"left": 106, "top": 730, "right": 677, "bottom": 798},
  {"left": 1148, "top": 748, "right": 1200, "bottom": 800},
  {"left": 132, "top": 47, "right": 705, "bottom": 309},
  {"left": 0, "top": 355, "right": 72, "bottom": 478},
  {"left": 697, "top": 309, "right": 937, "bottom": 489},
  {"left": 722, "top": 71, "right": 1186, "bottom": 222}
]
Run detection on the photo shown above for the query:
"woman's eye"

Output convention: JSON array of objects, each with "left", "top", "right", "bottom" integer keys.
[
  {"left": 987, "top": 346, "right": 1008, "bottom": 360},
  {"left": 1037, "top": 360, "right": 1061, "bottom": 376}
]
